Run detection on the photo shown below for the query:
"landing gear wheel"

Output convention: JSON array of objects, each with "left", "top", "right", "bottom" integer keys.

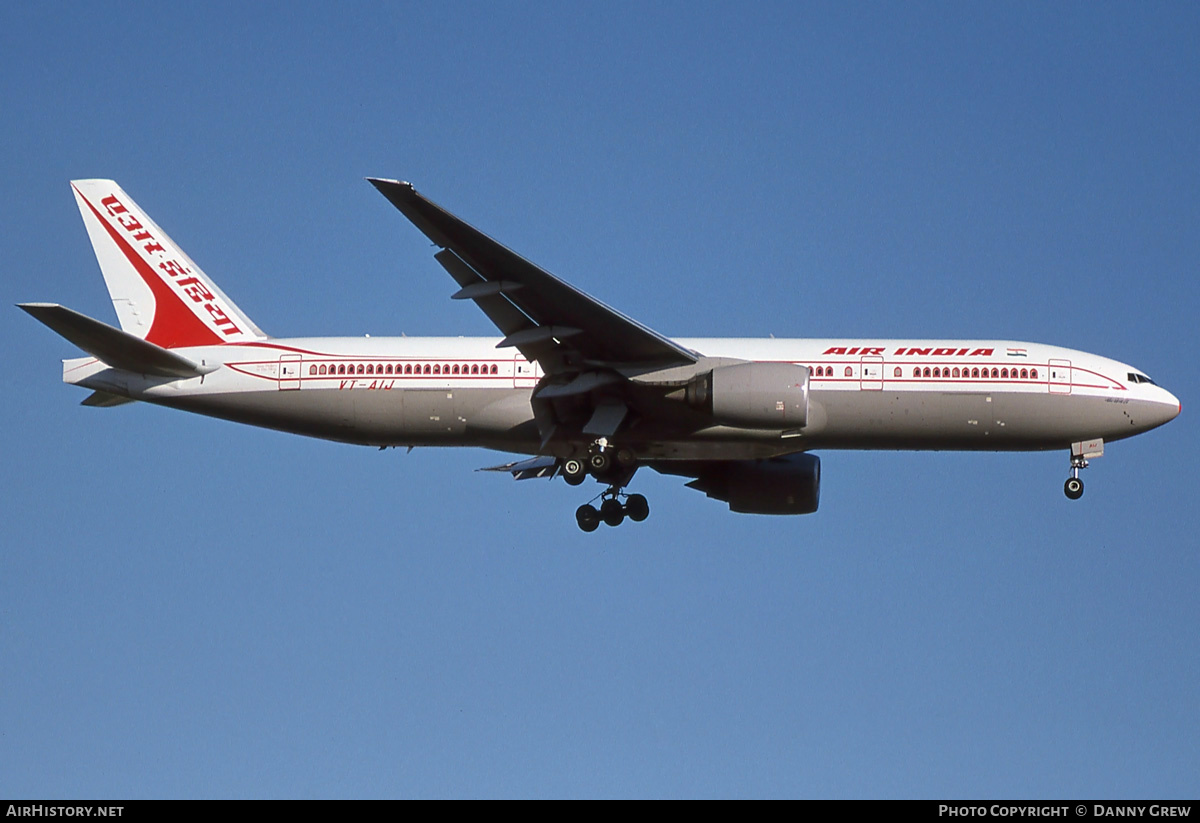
[
  {"left": 616, "top": 448, "right": 637, "bottom": 469},
  {"left": 589, "top": 450, "right": 612, "bottom": 475},
  {"left": 1064, "top": 477, "right": 1084, "bottom": 500},
  {"left": 562, "top": 457, "right": 587, "bottom": 486},
  {"left": 576, "top": 504, "right": 600, "bottom": 532},
  {"left": 600, "top": 498, "right": 625, "bottom": 527},
  {"left": 625, "top": 493, "right": 650, "bottom": 522}
]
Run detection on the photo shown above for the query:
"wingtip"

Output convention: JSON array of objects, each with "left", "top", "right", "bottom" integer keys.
[
  {"left": 366, "top": 177, "right": 413, "bottom": 190},
  {"left": 17, "top": 302, "right": 58, "bottom": 315}
]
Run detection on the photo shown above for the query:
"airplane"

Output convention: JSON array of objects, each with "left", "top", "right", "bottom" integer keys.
[{"left": 21, "top": 179, "right": 1181, "bottom": 531}]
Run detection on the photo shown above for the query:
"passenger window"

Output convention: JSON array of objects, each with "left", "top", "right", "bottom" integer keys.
[
  {"left": 319, "top": 364, "right": 327, "bottom": 375},
  {"left": 1001, "top": 368, "right": 1008, "bottom": 379},
  {"left": 366, "top": 364, "right": 374, "bottom": 375},
  {"left": 990, "top": 368, "right": 999, "bottom": 378},
  {"left": 844, "top": 366, "right": 853, "bottom": 377},
  {"left": 1030, "top": 368, "right": 1038, "bottom": 379},
  {"left": 433, "top": 364, "right": 440, "bottom": 374},
  {"left": 309, "top": 365, "right": 317, "bottom": 375},
  {"left": 913, "top": 367, "right": 920, "bottom": 378},
  {"left": 1020, "top": 368, "right": 1028, "bottom": 379},
  {"left": 971, "top": 368, "right": 979, "bottom": 378},
  {"left": 952, "top": 367, "right": 960, "bottom": 378},
  {"left": 923, "top": 367, "right": 931, "bottom": 378},
  {"left": 894, "top": 367, "right": 902, "bottom": 378},
  {"left": 491, "top": 364, "right": 498, "bottom": 375},
  {"left": 933, "top": 368, "right": 941, "bottom": 378},
  {"left": 338, "top": 364, "right": 346, "bottom": 375},
  {"left": 453, "top": 364, "right": 460, "bottom": 374}
]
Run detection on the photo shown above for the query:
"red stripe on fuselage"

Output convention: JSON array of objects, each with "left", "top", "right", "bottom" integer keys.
[{"left": 75, "top": 185, "right": 222, "bottom": 349}]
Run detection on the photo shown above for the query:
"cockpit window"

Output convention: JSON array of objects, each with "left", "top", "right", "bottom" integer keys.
[{"left": 1128, "top": 372, "right": 1158, "bottom": 386}]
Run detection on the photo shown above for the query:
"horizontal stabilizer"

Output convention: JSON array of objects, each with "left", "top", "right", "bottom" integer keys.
[
  {"left": 81, "top": 390, "right": 136, "bottom": 407},
  {"left": 479, "top": 456, "right": 558, "bottom": 480},
  {"left": 18, "top": 303, "right": 213, "bottom": 379}
]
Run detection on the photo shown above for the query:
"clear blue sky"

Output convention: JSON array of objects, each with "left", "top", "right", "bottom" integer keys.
[{"left": 2, "top": 2, "right": 1197, "bottom": 798}]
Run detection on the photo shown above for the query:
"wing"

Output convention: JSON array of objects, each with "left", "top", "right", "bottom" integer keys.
[
  {"left": 367, "top": 179, "right": 699, "bottom": 374},
  {"left": 478, "top": 456, "right": 559, "bottom": 480}
]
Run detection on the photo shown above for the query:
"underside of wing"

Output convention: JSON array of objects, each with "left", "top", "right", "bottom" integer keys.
[{"left": 478, "top": 456, "right": 559, "bottom": 480}]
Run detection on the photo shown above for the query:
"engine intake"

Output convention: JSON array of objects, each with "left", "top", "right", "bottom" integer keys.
[{"left": 687, "top": 362, "right": 810, "bottom": 429}]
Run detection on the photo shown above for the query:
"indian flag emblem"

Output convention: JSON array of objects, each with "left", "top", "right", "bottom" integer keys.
[{"left": 1006, "top": 347, "right": 1028, "bottom": 357}]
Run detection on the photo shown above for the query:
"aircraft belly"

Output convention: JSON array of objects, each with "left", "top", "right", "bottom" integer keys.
[
  {"left": 807, "top": 389, "right": 1136, "bottom": 450},
  {"left": 140, "top": 381, "right": 1142, "bottom": 455},
  {"left": 153, "top": 386, "right": 537, "bottom": 448},
  {"left": 158, "top": 388, "right": 365, "bottom": 442}
]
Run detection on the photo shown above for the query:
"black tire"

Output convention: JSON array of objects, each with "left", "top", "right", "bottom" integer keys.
[
  {"left": 625, "top": 493, "right": 650, "bottom": 522},
  {"left": 600, "top": 498, "right": 625, "bottom": 527},
  {"left": 1064, "top": 477, "right": 1084, "bottom": 500},
  {"left": 576, "top": 504, "right": 600, "bottom": 532},
  {"left": 616, "top": 448, "right": 637, "bottom": 468},
  {"left": 562, "top": 458, "right": 587, "bottom": 486},
  {"left": 589, "top": 450, "right": 612, "bottom": 475}
]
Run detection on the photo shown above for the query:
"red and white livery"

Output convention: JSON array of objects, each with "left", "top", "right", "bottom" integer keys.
[{"left": 23, "top": 179, "right": 1180, "bottom": 531}]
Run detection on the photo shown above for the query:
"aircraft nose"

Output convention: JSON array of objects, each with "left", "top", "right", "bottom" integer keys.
[{"left": 1153, "top": 388, "right": 1181, "bottom": 427}]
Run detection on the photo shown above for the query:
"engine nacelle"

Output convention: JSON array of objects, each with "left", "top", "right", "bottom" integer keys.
[
  {"left": 687, "top": 363, "right": 810, "bottom": 429},
  {"left": 687, "top": 453, "right": 821, "bottom": 515}
]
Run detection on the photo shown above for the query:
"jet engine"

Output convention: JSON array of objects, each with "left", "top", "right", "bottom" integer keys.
[
  {"left": 686, "top": 363, "right": 810, "bottom": 429},
  {"left": 685, "top": 453, "right": 821, "bottom": 515}
]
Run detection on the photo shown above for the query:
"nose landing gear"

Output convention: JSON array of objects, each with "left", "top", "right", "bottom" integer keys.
[
  {"left": 1064, "top": 457, "right": 1086, "bottom": 500},
  {"left": 1063, "top": 439, "right": 1102, "bottom": 500}
]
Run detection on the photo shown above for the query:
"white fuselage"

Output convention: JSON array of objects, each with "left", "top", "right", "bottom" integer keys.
[{"left": 64, "top": 336, "right": 1181, "bottom": 461}]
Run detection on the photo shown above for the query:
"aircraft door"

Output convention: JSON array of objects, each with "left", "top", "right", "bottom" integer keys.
[
  {"left": 860, "top": 356, "right": 883, "bottom": 390},
  {"left": 279, "top": 354, "right": 302, "bottom": 390},
  {"left": 513, "top": 355, "right": 538, "bottom": 389},
  {"left": 1048, "top": 358, "right": 1071, "bottom": 394}
]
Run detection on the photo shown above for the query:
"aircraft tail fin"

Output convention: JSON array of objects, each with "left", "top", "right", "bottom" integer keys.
[
  {"left": 70, "top": 179, "right": 266, "bottom": 348},
  {"left": 18, "top": 302, "right": 215, "bottom": 379}
]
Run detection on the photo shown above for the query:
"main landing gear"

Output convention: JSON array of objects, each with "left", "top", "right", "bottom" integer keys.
[
  {"left": 563, "top": 441, "right": 649, "bottom": 531},
  {"left": 575, "top": 491, "right": 650, "bottom": 532}
]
